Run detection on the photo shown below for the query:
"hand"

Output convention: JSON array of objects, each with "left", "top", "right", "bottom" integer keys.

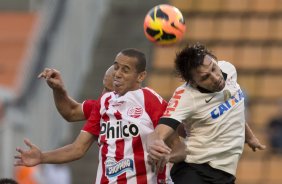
[
  {"left": 148, "top": 154, "right": 169, "bottom": 174},
  {"left": 14, "top": 139, "right": 43, "bottom": 167},
  {"left": 147, "top": 137, "right": 171, "bottom": 161},
  {"left": 147, "top": 133, "right": 171, "bottom": 174},
  {"left": 246, "top": 137, "right": 266, "bottom": 152},
  {"left": 38, "top": 68, "right": 65, "bottom": 90}
]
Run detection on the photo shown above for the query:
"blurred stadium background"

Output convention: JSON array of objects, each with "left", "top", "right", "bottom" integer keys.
[{"left": 0, "top": 0, "right": 281, "bottom": 183}]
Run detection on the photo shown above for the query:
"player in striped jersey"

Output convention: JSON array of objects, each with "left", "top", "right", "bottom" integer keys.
[{"left": 15, "top": 48, "right": 174, "bottom": 184}]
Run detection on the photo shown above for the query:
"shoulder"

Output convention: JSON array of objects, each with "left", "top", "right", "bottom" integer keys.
[
  {"left": 218, "top": 60, "right": 237, "bottom": 80},
  {"left": 168, "top": 83, "right": 195, "bottom": 107},
  {"left": 100, "top": 91, "right": 114, "bottom": 101},
  {"left": 218, "top": 61, "right": 237, "bottom": 74},
  {"left": 142, "top": 87, "right": 165, "bottom": 103},
  {"left": 83, "top": 99, "right": 97, "bottom": 106},
  {"left": 173, "top": 83, "right": 193, "bottom": 97}
]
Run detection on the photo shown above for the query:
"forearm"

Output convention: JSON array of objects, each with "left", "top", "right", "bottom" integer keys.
[
  {"left": 41, "top": 132, "right": 95, "bottom": 164},
  {"left": 245, "top": 122, "right": 256, "bottom": 142},
  {"left": 153, "top": 124, "right": 175, "bottom": 141},
  {"left": 53, "top": 88, "right": 84, "bottom": 122},
  {"left": 41, "top": 144, "right": 84, "bottom": 164},
  {"left": 166, "top": 133, "right": 186, "bottom": 163}
]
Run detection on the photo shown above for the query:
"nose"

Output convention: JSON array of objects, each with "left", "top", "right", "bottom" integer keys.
[
  {"left": 114, "top": 68, "right": 122, "bottom": 78},
  {"left": 211, "top": 73, "right": 220, "bottom": 83}
]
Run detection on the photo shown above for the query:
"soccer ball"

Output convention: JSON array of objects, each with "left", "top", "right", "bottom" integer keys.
[{"left": 143, "top": 4, "right": 186, "bottom": 46}]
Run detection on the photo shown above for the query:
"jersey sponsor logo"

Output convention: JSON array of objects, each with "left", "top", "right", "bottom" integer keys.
[
  {"left": 210, "top": 89, "right": 244, "bottom": 119},
  {"left": 163, "top": 89, "right": 185, "bottom": 117},
  {"left": 100, "top": 121, "right": 140, "bottom": 139},
  {"left": 105, "top": 158, "right": 134, "bottom": 178},
  {"left": 127, "top": 105, "right": 143, "bottom": 118}
]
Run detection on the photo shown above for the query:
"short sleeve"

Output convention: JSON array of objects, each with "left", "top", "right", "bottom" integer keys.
[
  {"left": 143, "top": 88, "right": 168, "bottom": 128},
  {"left": 82, "top": 100, "right": 97, "bottom": 119},
  {"left": 82, "top": 100, "right": 101, "bottom": 136},
  {"left": 162, "top": 86, "right": 194, "bottom": 123}
]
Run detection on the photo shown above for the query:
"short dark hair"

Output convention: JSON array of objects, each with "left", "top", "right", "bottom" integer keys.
[
  {"left": 0, "top": 178, "right": 18, "bottom": 184},
  {"left": 175, "top": 43, "right": 217, "bottom": 82},
  {"left": 121, "top": 48, "right": 146, "bottom": 73}
]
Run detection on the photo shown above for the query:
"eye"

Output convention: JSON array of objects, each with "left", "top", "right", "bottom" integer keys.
[
  {"left": 122, "top": 67, "right": 130, "bottom": 73},
  {"left": 201, "top": 75, "right": 209, "bottom": 81},
  {"left": 113, "top": 64, "right": 119, "bottom": 70}
]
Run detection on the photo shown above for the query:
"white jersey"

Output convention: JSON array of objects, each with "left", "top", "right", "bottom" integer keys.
[
  {"left": 82, "top": 88, "right": 172, "bottom": 184},
  {"left": 162, "top": 61, "right": 245, "bottom": 176}
]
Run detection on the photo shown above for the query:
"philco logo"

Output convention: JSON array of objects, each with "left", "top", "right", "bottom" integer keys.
[
  {"left": 100, "top": 121, "right": 139, "bottom": 139},
  {"left": 105, "top": 158, "right": 134, "bottom": 178},
  {"left": 210, "top": 89, "right": 244, "bottom": 119},
  {"left": 127, "top": 105, "right": 143, "bottom": 118}
]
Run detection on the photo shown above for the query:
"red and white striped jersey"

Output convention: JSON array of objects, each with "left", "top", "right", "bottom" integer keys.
[
  {"left": 82, "top": 88, "right": 171, "bottom": 184},
  {"left": 82, "top": 99, "right": 98, "bottom": 119}
]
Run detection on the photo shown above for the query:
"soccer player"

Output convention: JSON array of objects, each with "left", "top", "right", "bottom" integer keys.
[
  {"left": 15, "top": 48, "right": 173, "bottom": 184},
  {"left": 147, "top": 43, "right": 266, "bottom": 184}
]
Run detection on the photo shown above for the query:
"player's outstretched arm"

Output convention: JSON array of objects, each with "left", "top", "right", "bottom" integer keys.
[
  {"left": 38, "top": 68, "right": 85, "bottom": 122},
  {"left": 14, "top": 131, "right": 96, "bottom": 166},
  {"left": 245, "top": 123, "right": 266, "bottom": 152},
  {"left": 147, "top": 124, "right": 174, "bottom": 162},
  {"left": 14, "top": 139, "right": 42, "bottom": 167},
  {"left": 166, "top": 134, "right": 186, "bottom": 163}
]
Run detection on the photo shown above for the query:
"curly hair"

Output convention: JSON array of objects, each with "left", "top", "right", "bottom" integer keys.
[{"left": 175, "top": 43, "right": 217, "bottom": 82}]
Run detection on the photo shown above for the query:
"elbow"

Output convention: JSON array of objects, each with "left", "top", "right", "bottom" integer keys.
[
  {"left": 73, "top": 150, "right": 86, "bottom": 160},
  {"left": 70, "top": 144, "right": 87, "bottom": 160},
  {"left": 63, "top": 115, "right": 75, "bottom": 122},
  {"left": 62, "top": 111, "right": 78, "bottom": 122}
]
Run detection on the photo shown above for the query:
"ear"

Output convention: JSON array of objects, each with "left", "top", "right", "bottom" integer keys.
[{"left": 137, "top": 71, "right": 147, "bottom": 83}]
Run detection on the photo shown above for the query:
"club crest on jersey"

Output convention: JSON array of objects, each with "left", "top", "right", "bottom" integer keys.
[
  {"left": 105, "top": 158, "right": 134, "bottom": 178},
  {"left": 127, "top": 105, "right": 143, "bottom": 118},
  {"left": 100, "top": 121, "right": 140, "bottom": 139},
  {"left": 210, "top": 89, "right": 244, "bottom": 119}
]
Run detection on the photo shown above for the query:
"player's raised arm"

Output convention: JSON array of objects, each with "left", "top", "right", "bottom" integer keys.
[{"left": 38, "top": 68, "right": 85, "bottom": 122}]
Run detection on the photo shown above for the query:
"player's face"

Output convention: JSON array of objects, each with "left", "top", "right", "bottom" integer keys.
[
  {"left": 113, "top": 53, "right": 146, "bottom": 96},
  {"left": 191, "top": 55, "right": 225, "bottom": 92}
]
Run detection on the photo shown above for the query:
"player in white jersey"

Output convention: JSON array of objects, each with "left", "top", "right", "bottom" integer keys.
[
  {"left": 15, "top": 48, "right": 173, "bottom": 184},
  {"left": 147, "top": 43, "right": 266, "bottom": 184}
]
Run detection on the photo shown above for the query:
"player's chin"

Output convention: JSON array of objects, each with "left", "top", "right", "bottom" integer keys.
[
  {"left": 215, "top": 81, "right": 225, "bottom": 92},
  {"left": 213, "top": 85, "right": 224, "bottom": 92}
]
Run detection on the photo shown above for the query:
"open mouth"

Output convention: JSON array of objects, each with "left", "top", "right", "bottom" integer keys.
[{"left": 114, "top": 80, "right": 122, "bottom": 87}]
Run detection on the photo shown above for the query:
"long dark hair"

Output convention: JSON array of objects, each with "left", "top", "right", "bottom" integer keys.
[{"left": 175, "top": 43, "right": 217, "bottom": 82}]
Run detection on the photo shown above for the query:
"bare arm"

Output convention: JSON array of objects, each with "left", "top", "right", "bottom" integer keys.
[
  {"left": 147, "top": 124, "right": 175, "bottom": 161},
  {"left": 14, "top": 131, "right": 96, "bottom": 166},
  {"left": 38, "top": 68, "right": 85, "bottom": 122},
  {"left": 245, "top": 123, "right": 266, "bottom": 152},
  {"left": 148, "top": 124, "right": 185, "bottom": 173},
  {"left": 166, "top": 133, "right": 186, "bottom": 163}
]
